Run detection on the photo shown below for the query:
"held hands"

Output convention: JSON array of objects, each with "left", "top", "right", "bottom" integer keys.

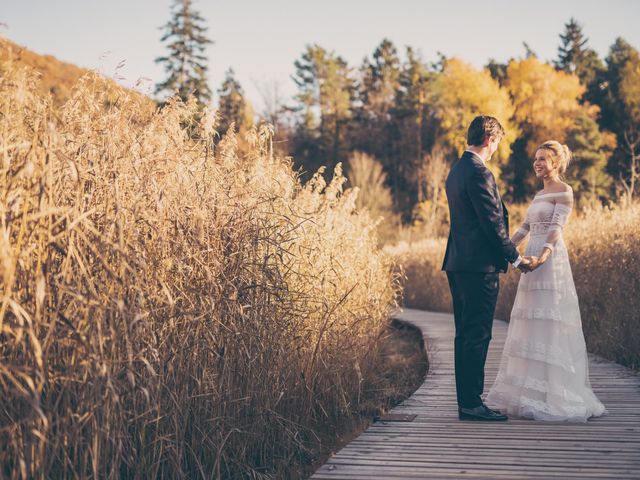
[
  {"left": 517, "top": 256, "right": 534, "bottom": 273},
  {"left": 517, "top": 249, "right": 551, "bottom": 274},
  {"left": 517, "top": 256, "right": 540, "bottom": 273}
]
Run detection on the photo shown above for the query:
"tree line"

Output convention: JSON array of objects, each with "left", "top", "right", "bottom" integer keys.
[{"left": 154, "top": 1, "right": 640, "bottom": 223}]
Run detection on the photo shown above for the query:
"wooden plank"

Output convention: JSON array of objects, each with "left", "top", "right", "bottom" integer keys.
[{"left": 310, "top": 308, "right": 640, "bottom": 479}]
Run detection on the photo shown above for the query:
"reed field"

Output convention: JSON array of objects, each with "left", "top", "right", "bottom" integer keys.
[
  {"left": 0, "top": 49, "right": 402, "bottom": 479},
  {"left": 388, "top": 202, "right": 640, "bottom": 370}
]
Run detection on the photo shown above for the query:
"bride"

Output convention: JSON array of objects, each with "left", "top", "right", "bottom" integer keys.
[{"left": 485, "top": 140, "right": 606, "bottom": 422}]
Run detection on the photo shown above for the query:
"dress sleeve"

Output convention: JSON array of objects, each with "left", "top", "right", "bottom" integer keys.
[
  {"left": 543, "top": 191, "right": 574, "bottom": 251},
  {"left": 511, "top": 218, "right": 530, "bottom": 247}
]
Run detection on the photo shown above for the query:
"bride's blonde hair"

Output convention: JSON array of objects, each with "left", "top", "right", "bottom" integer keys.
[{"left": 537, "top": 140, "right": 572, "bottom": 179}]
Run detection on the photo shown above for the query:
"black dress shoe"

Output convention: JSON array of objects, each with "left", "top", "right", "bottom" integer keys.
[{"left": 458, "top": 404, "right": 508, "bottom": 421}]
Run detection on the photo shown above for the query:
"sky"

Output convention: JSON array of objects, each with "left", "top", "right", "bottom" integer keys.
[{"left": 3, "top": 0, "right": 640, "bottom": 114}]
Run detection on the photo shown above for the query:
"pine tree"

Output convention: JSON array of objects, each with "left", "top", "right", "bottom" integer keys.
[
  {"left": 155, "top": 0, "right": 212, "bottom": 104},
  {"left": 352, "top": 39, "right": 402, "bottom": 202},
  {"left": 554, "top": 18, "right": 604, "bottom": 88},
  {"left": 291, "top": 45, "right": 354, "bottom": 176},
  {"left": 523, "top": 42, "right": 537, "bottom": 59},
  {"left": 359, "top": 39, "right": 401, "bottom": 121},
  {"left": 596, "top": 38, "right": 640, "bottom": 200},
  {"left": 618, "top": 53, "right": 640, "bottom": 200},
  {"left": 217, "top": 68, "right": 253, "bottom": 136},
  {"left": 565, "top": 115, "right": 614, "bottom": 205},
  {"left": 395, "top": 47, "right": 436, "bottom": 206}
]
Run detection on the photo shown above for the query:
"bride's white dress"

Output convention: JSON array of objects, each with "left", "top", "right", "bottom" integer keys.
[{"left": 485, "top": 189, "right": 606, "bottom": 422}]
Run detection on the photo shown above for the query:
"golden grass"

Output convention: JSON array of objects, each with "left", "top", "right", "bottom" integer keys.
[
  {"left": 388, "top": 203, "right": 640, "bottom": 370},
  {"left": 0, "top": 47, "right": 400, "bottom": 479}
]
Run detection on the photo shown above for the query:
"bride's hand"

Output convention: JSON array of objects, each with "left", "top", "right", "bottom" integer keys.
[
  {"left": 527, "top": 251, "right": 551, "bottom": 271},
  {"left": 531, "top": 248, "right": 552, "bottom": 271}
]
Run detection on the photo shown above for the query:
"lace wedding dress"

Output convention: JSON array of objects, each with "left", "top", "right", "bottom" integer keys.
[{"left": 485, "top": 190, "right": 606, "bottom": 422}]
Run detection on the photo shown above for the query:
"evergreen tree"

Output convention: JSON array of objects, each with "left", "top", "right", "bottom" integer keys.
[
  {"left": 352, "top": 39, "right": 402, "bottom": 203},
  {"left": 359, "top": 39, "right": 401, "bottom": 122},
  {"left": 617, "top": 52, "right": 640, "bottom": 199},
  {"left": 395, "top": 47, "right": 437, "bottom": 207},
  {"left": 486, "top": 58, "right": 508, "bottom": 86},
  {"left": 596, "top": 38, "right": 640, "bottom": 200},
  {"left": 155, "top": 0, "right": 212, "bottom": 104},
  {"left": 291, "top": 45, "right": 354, "bottom": 176},
  {"left": 597, "top": 38, "right": 637, "bottom": 133},
  {"left": 565, "top": 115, "right": 614, "bottom": 205},
  {"left": 554, "top": 18, "right": 604, "bottom": 88},
  {"left": 523, "top": 42, "right": 537, "bottom": 59},
  {"left": 217, "top": 68, "right": 253, "bottom": 136}
]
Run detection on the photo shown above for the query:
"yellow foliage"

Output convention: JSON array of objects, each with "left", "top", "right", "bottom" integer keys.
[
  {"left": 431, "top": 58, "right": 518, "bottom": 179},
  {"left": 505, "top": 57, "right": 594, "bottom": 151}
]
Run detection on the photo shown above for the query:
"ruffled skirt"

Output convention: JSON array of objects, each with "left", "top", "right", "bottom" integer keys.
[{"left": 485, "top": 234, "right": 606, "bottom": 422}]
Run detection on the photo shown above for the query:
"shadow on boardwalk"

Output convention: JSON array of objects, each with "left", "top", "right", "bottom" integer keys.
[{"left": 311, "top": 309, "right": 640, "bottom": 479}]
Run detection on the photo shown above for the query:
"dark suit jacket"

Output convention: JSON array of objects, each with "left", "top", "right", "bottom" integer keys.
[{"left": 442, "top": 151, "right": 519, "bottom": 273}]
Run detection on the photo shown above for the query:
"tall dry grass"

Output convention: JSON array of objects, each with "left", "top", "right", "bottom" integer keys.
[
  {"left": 0, "top": 50, "right": 400, "bottom": 479},
  {"left": 388, "top": 203, "right": 640, "bottom": 370},
  {"left": 345, "top": 151, "right": 401, "bottom": 246}
]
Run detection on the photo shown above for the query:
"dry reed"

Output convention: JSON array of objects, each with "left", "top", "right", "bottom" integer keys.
[{"left": 0, "top": 48, "right": 400, "bottom": 479}]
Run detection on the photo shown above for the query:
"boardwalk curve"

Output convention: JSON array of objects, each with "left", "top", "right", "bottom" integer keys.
[{"left": 311, "top": 309, "right": 640, "bottom": 479}]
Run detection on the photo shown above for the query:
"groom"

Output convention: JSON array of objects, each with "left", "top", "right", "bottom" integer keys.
[{"left": 442, "top": 115, "right": 532, "bottom": 421}]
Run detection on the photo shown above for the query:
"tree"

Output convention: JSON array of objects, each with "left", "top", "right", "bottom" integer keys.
[
  {"left": 565, "top": 115, "right": 615, "bottom": 206},
  {"left": 486, "top": 59, "right": 508, "bottom": 86},
  {"left": 155, "top": 0, "right": 212, "bottom": 104},
  {"left": 618, "top": 53, "right": 640, "bottom": 200},
  {"left": 505, "top": 57, "right": 590, "bottom": 200},
  {"left": 487, "top": 43, "right": 535, "bottom": 87},
  {"left": 358, "top": 39, "right": 401, "bottom": 122},
  {"left": 554, "top": 18, "right": 604, "bottom": 88},
  {"left": 431, "top": 58, "right": 518, "bottom": 182},
  {"left": 394, "top": 47, "right": 437, "bottom": 206},
  {"left": 216, "top": 68, "right": 253, "bottom": 137},
  {"left": 291, "top": 45, "right": 355, "bottom": 176},
  {"left": 352, "top": 40, "right": 403, "bottom": 205},
  {"left": 522, "top": 42, "right": 537, "bottom": 59},
  {"left": 595, "top": 38, "right": 640, "bottom": 201}
]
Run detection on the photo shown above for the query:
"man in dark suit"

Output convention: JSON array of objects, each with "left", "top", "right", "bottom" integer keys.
[{"left": 442, "top": 115, "right": 533, "bottom": 421}]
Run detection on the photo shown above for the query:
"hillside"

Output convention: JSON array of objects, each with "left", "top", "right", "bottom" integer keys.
[{"left": 0, "top": 37, "right": 151, "bottom": 106}]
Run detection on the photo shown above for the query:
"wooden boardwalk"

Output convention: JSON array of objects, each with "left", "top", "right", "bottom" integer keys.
[{"left": 311, "top": 309, "right": 640, "bottom": 479}]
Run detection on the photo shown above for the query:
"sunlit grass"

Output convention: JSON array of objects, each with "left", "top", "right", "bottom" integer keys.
[{"left": 0, "top": 44, "right": 400, "bottom": 479}]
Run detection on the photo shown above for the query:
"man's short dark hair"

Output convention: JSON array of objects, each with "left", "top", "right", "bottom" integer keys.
[{"left": 466, "top": 115, "right": 505, "bottom": 146}]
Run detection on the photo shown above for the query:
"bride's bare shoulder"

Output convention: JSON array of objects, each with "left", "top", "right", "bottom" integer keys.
[
  {"left": 538, "top": 182, "right": 572, "bottom": 195},
  {"left": 559, "top": 182, "right": 573, "bottom": 193}
]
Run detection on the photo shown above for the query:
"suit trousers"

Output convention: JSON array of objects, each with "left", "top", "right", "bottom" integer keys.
[{"left": 446, "top": 271, "right": 500, "bottom": 408}]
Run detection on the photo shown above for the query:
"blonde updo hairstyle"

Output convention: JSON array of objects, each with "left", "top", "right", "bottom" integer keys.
[{"left": 537, "top": 140, "right": 572, "bottom": 179}]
